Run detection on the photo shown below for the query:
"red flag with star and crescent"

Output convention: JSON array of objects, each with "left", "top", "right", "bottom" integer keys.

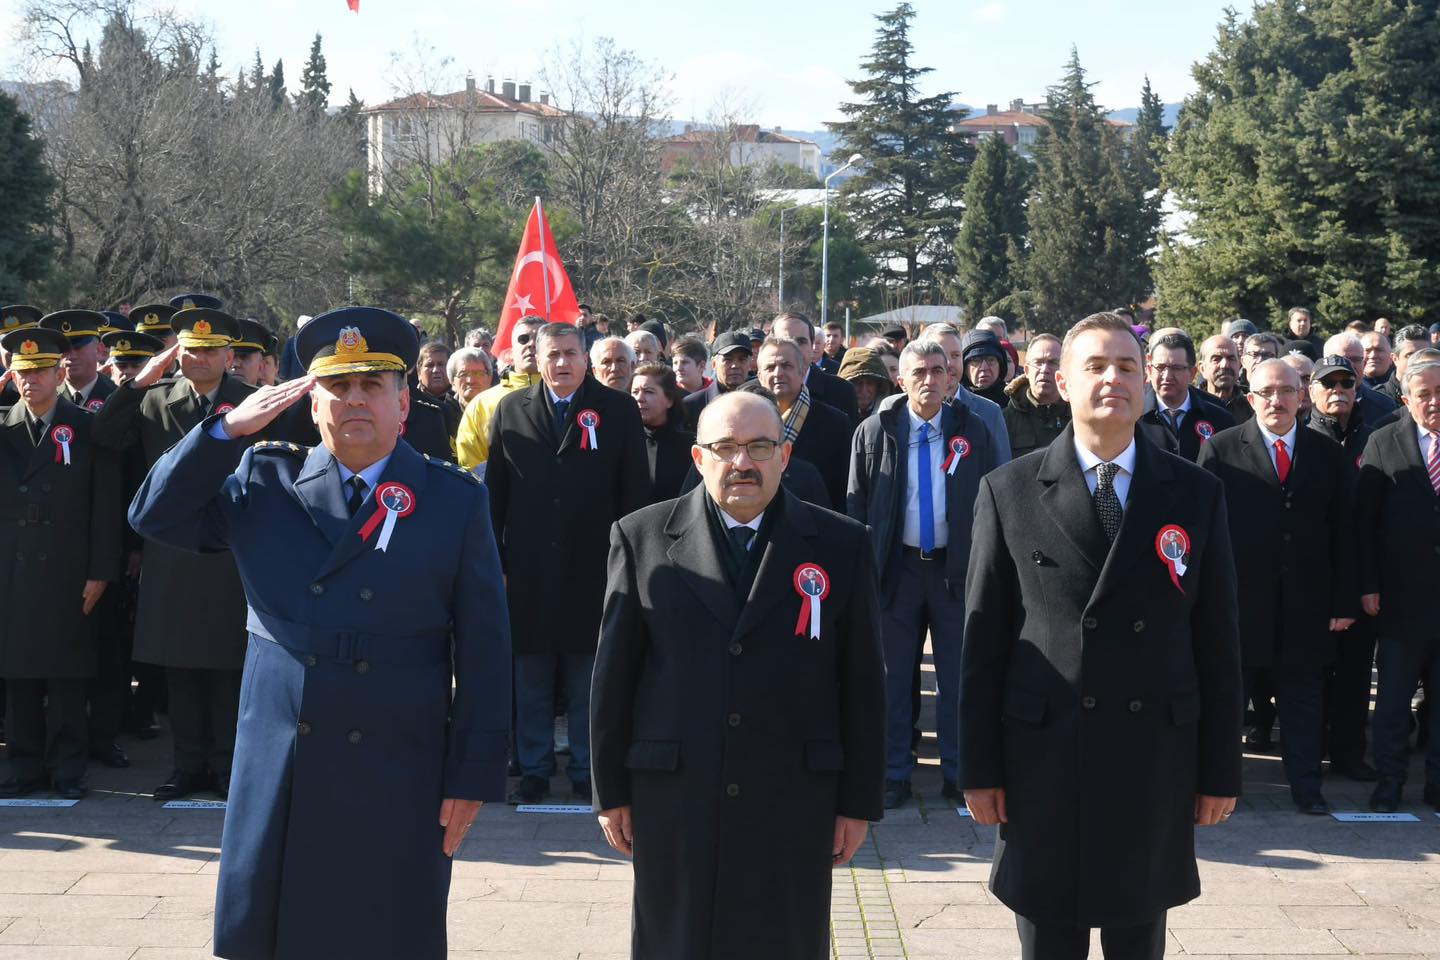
[{"left": 494, "top": 199, "right": 581, "bottom": 364}]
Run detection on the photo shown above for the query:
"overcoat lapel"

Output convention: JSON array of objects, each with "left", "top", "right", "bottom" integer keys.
[
  {"left": 313, "top": 441, "right": 430, "bottom": 581},
  {"left": 165, "top": 379, "right": 201, "bottom": 433},
  {"left": 518, "top": 384, "right": 554, "bottom": 452},
  {"left": 556, "top": 378, "right": 590, "bottom": 455},
  {"left": 291, "top": 445, "right": 350, "bottom": 550},
  {"left": 1394, "top": 421, "right": 1436, "bottom": 500},
  {"left": 1090, "top": 434, "right": 1177, "bottom": 608},
  {"left": 1036, "top": 424, "right": 1111, "bottom": 574},
  {"left": 2, "top": 403, "right": 37, "bottom": 481},
  {"left": 734, "top": 491, "right": 817, "bottom": 642},
  {"left": 1238, "top": 419, "right": 1282, "bottom": 491},
  {"left": 665, "top": 487, "right": 740, "bottom": 629}
]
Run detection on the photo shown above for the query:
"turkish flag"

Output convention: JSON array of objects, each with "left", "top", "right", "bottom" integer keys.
[
  {"left": 494, "top": 199, "right": 582, "bottom": 364},
  {"left": 346, "top": 0, "right": 359, "bottom": 12}
]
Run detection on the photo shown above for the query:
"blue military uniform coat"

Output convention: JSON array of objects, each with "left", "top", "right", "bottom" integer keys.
[{"left": 129, "top": 419, "right": 511, "bottom": 960}]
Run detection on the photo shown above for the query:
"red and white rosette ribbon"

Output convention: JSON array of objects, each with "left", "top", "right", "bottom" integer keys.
[
  {"left": 940, "top": 435, "right": 971, "bottom": 476},
  {"left": 215, "top": 403, "right": 236, "bottom": 417},
  {"left": 793, "top": 563, "right": 831, "bottom": 639},
  {"left": 51, "top": 425, "right": 73, "bottom": 466},
  {"left": 357, "top": 481, "right": 415, "bottom": 552},
  {"left": 1193, "top": 420, "right": 1215, "bottom": 442},
  {"left": 1155, "top": 524, "right": 1190, "bottom": 593},
  {"left": 577, "top": 409, "right": 600, "bottom": 450},
  {"left": 86, "top": 398, "right": 105, "bottom": 413}
]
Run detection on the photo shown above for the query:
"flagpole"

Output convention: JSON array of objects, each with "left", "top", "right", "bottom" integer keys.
[{"left": 534, "top": 196, "right": 552, "bottom": 321}]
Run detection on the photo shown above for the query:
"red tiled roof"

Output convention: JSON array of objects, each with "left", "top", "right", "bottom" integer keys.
[
  {"left": 664, "top": 124, "right": 817, "bottom": 146},
  {"left": 363, "top": 89, "right": 568, "bottom": 118},
  {"left": 956, "top": 111, "right": 1134, "bottom": 131}
]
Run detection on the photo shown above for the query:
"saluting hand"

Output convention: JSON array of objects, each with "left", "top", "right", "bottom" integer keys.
[
  {"left": 81, "top": 580, "right": 107, "bottom": 615},
  {"left": 130, "top": 343, "right": 182, "bottom": 389},
  {"left": 220, "top": 376, "right": 315, "bottom": 439},
  {"left": 598, "top": 805, "right": 633, "bottom": 856},
  {"left": 0, "top": 369, "right": 14, "bottom": 393}
]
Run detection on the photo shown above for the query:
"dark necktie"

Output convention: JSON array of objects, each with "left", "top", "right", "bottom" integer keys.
[
  {"left": 728, "top": 525, "right": 754, "bottom": 562},
  {"left": 1165, "top": 409, "right": 1182, "bottom": 436},
  {"left": 197, "top": 394, "right": 211, "bottom": 418},
  {"left": 553, "top": 398, "right": 570, "bottom": 438},
  {"left": 28, "top": 418, "right": 44, "bottom": 447},
  {"left": 1093, "top": 461, "right": 1123, "bottom": 542},
  {"left": 346, "top": 475, "right": 369, "bottom": 517}
]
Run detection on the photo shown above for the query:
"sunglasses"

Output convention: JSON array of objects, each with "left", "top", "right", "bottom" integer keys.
[
  {"left": 515, "top": 333, "right": 534, "bottom": 345},
  {"left": 1320, "top": 377, "right": 1356, "bottom": 389}
]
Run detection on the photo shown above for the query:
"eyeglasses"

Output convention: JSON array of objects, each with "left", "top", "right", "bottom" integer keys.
[
  {"left": 1150, "top": 363, "right": 1191, "bottom": 376},
  {"left": 1251, "top": 386, "right": 1299, "bottom": 401},
  {"left": 1319, "top": 378, "right": 1356, "bottom": 390},
  {"left": 697, "top": 439, "right": 781, "bottom": 462},
  {"left": 1244, "top": 351, "right": 1276, "bottom": 360}
]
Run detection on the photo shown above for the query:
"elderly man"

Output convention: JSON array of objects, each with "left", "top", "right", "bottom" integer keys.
[
  {"left": 455, "top": 315, "right": 545, "bottom": 471},
  {"left": 1282, "top": 354, "right": 1315, "bottom": 419},
  {"left": 487, "top": 322, "right": 649, "bottom": 804},
  {"left": 446, "top": 346, "right": 494, "bottom": 411},
  {"left": 129, "top": 306, "right": 511, "bottom": 960},
  {"left": 1003, "top": 334, "right": 1070, "bottom": 459},
  {"left": 593, "top": 390, "right": 883, "bottom": 959},
  {"left": 1199, "top": 360, "right": 1355, "bottom": 813},
  {"left": 591, "top": 335, "right": 637, "bottom": 393},
  {"left": 961, "top": 312, "right": 1241, "bottom": 960},
  {"left": 757, "top": 337, "right": 853, "bottom": 510},
  {"left": 626, "top": 330, "right": 662, "bottom": 366},
  {"left": 1373, "top": 317, "right": 1393, "bottom": 339},
  {"left": 1357, "top": 359, "right": 1440, "bottom": 812},
  {"left": 1361, "top": 332, "right": 1397, "bottom": 399},
  {"left": 772, "top": 313, "right": 859, "bottom": 424},
  {"left": 1393, "top": 325, "right": 1433, "bottom": 392},
  {"left": 1325, "top": 333, "right": 1400, "bottom": 424},
  {"left": 682, "top": 331, "right": 750, "bottom": 426},
  {"left": 960, "top": 329, "right": 1010, "bottom": 408},
  {"left": 848, "top": 339, "right": 999, "bottom": 809},
  {"left": 1198, "top": 334, "right": 1253, "bottom": 424},
  {"left": 1139, "top": 333, "right": 1235, "bottom": 462}
]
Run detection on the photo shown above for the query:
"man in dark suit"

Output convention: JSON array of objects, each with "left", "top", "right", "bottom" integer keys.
[
  {"left": 0, "top": 327, "right": 123, "bottom": 799},
  {"left": 757, "top": 337, "right": 853, "bottom": 510},
  {"left": 93, "top": 308, "right": 259, "bottom": 801},
  {"left": 819, "top": 320, "right": 847, "bottom": 374},
  {"left": 681, "top": 330, "right": 752, "bottom": 428},
  {"left": 1198, "top": 359, "right": 1356, "bottom": 813},
  {"left": 1139, "top": 332, "right": 1235, "bottom": 462},
  {"left": 487, "top": 322, "right": 649, "bottom": 804},
  {"left": 848, "top": 338, "right": 1000, "bottom": 809},
  {"left": 772, "top": 313, "right": 859, "bottom": 424},
  {"left": 128, "top": 307, "right": 511, "bottom": 960},
  {"left": 960, "top": 312, "right": 1243, "bottom": 960},
  {"left": 1357, "top": 358, "right": 1440, "bottom": 812},
  {"left": 592, "top": 390, "right": 884, "bottom": 960}
]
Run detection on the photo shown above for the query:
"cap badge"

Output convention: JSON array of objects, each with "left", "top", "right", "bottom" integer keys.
[
  {"left": 19, "top": 340, "right": 38, "bottom": 356},
  {"left": 182, "top": 298, "right": 195, "bottom": 309},
  {"left": 336, "top": 325, "right": 369, "bottom": 357},
  {"left": 61, "top": 321, "right": 73, "bottom": 333},
  {"left": 192, "top": 319, "right": 212, "bottom": 337},
  {"left": 116, "top": 339, "right": 131, "bottom": 352},
  {"left": 145, "top": 312, "right": 159, "bottom": 325}
]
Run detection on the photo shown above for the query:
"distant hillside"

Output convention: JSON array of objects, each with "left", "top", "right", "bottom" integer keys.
[{"left": 1105, "top": 103, "right": 1184, "bottom": 129}]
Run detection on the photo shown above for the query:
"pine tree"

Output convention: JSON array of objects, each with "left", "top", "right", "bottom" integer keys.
[
  {"left": 297, "top": 33, "right": 331, "bottom": 116},
  {"left": 1158, "top": 0, "right": 1440, "bottom": 328},
  {"left": 953, "top": 134, "right": 1031, "bottom": 321},
  {"left": 828, "top": 3, "right": 973, "bottom": 306},
  {"left": 0, "top": 93, "right": 58, "bottom": 302},
  {"left": 1024, "top": 49, "right": 1150, "bottom": 330},
  {"left": 249, "top": 49, "right": 265, "bottom": 91},
  {"left": 269, "top": 59, "right": 287, "bottom": 110}
]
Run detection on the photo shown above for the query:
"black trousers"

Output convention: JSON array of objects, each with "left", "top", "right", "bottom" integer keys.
[
  {"left": 5, "top": 678, "right": 88, "bottom": 782},
  {"left": 1248, "top": 665, "right": 1326, "bottom": 800},
  {"left": 88, "top": 583, "right": 134, "bottom": 751},
  {"left": 1016, "top": 913, "right": 1167, "bottom": 960},
  {"left": 1374, "top": 637, "right": 1440, "bottom": 786},
  {"left": 1248, "top": 668, "right": 1277, "bottom": 739},
  {"left": 167, "top": 667, "right": 241, "bottom": 781},
  {"left": 1325, "top": 615, "right": 1376, "bottom": 765}
]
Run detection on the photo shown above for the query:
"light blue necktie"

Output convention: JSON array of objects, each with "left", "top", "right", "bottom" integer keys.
[{"left": 918, "top": 422, "right": 935, "bottom": 554}]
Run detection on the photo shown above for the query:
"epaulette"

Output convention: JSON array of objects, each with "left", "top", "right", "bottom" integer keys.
[
  {"left": 422, "top": 452, "right": 482, "bottom": 484},
  {"left": 252, "top": 440, "right": 308, "bottom": 455}
]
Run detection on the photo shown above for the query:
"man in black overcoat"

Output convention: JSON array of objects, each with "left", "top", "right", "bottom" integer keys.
[
  {"left": 1198, "top": 359, "right": 1356, "bottom": 813},
  {"left": 757, "top": 337, "right": 852, "bottom": 510},
  {"left": 487, "top": 322, "right": 650, "bottom": 804},
  {"left": 592, "top": 390, "right": 884, "bottom": 960},
  {"left": 1356, "top": 358, "right": 1440, "bottom": 812},
  {"left": 960, "top": 312, "right": 1243, "bottom": 960},
  {"left": 771, "top": 313, "right": 859, "bottom": 424},
  {"left": 1138, "top": 332, "right": 1235, "bottom": 462}
]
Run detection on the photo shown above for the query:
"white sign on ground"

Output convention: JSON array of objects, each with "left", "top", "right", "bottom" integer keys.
[
  {"left": 515, "top": 804, "right": 594, "bottom": 814},
  {"left": 956, "top": 806, "right": 972, "bottom": 818},
  {"left": 1331, "top": 812, "right": 1421, "bottom": 823},
  {"left": 0, "top": 798, "right": 78, "bottom": 808},
  {"left": 162, "top": 800, "right": 228, "bottom": 810}
]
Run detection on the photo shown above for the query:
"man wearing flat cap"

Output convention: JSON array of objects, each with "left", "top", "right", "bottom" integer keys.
[
  {"left": 0, "top": 327, "right": 123, "bottom": 799},
  {"left": 130, "top": 306, "right": 511, "bottom": 960},
  {"left": 682, "top": 330, "right": 754, "bottom": 427},
  {"left": 93, "top": 308, "right": 257, "bottom": 801}
]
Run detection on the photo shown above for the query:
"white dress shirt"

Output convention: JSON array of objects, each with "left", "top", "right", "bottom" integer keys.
[
  {"left": 902, "top": 405, "right": 949, "bottom": 548},
  {"left": 1418, "top": 422, "right": 1439, "bottom": 467},
  {"left": 1160, "top": 390, "right": 1192, "bottom": 428},
  {"left": 1256, "top": 421, "right": 1299, "bottom": 478},
  {"left": 718, "top": 507, "right": 763, "bottom": 551},
  {"left": 1074, "top": 436, "right": 1137, "bottom": 509}
]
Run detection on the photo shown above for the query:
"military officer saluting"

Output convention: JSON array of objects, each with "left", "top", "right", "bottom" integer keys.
[
  {"left": 93, "top": 308, "right": 258, "bottom": 801},
  {"left": 129, "top": 306, "right": 511, "bottom": 960},
  {"left": 0, "top": 326, "right": 123, "bottom": 799}
]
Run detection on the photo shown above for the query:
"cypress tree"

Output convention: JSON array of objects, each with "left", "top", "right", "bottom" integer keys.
[{"left": 953, "top": 134, "right": 1031, "bottom": 321}]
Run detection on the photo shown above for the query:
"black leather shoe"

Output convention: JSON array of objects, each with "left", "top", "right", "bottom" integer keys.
[
  {"left": 1294, "top": 794, "right": 1330, "bottom": 816},
  {"left": 883, "top": 779, "right": 912, "bottom": 810},
  {"left": 1369, "top": 780, "right": 1402, "bottom": 813},
  {"left": 152, "top": 770, "right": 207, "bottom": 802},
  {"left": 51, "top": 779, "right": 88, "bottom": 801},
  {"left": 941, "top": 779, "right": 962, "bottom": 801},
  {"left": 1423, "top": 783, "right": 1440, "bottom": 809},
  {"left": 1332, "top": 759, "right": 1378, "bottom": 782},
  {"left": 570, "top": 779, "right": 592, "bottom": 803},
  {"left": 506, "top": 775, "right": 548, "bottom": 805},
  {"left": 0, "top": 776, "right": 46, "bottom": 798},
  {"left": 90, "top": 744, "right": 130, "bottom": 769}
]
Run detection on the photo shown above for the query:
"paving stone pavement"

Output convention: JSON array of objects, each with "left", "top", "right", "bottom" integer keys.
[{"left": 1, "top": 678, "right": 1436, "bottom": 958}]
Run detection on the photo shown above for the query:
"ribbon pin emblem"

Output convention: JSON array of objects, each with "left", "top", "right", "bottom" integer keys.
[
  {"left": 86, "top": 399, "right": 105, "bottom": 413},
  {"left": 1193, "top": 420, "right": 1215, "bottom": 442},
  {"left": 941, "top": 435, "right": 971, "bottom": 476},
  {"left": 51, "top": 425, "right": 74, "bottom": 466},
  {"left": 793, "top": 563, "right": 831, "bottom": 640},
  {"left": 358, "top": 482, "right": 416, "bottom": 552},
  {"left": 1155, "top": 524, "right": 1190, "bottom": 593},
  {"left": 577, "top": 409, "right": 601, "bottom": 450}
]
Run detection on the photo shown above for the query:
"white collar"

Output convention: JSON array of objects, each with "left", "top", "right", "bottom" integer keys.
[
  {"left": 1073, "top": 435, "right": 1137, "bottom": 477},
  {"left": 1162, "top": 390, "right": 1192, "bottom": 415},
  {"left": 1418, "top": 421, "right": 1439, "bottom": 444},
  {"left": 905, "top": 403, "right": 944, "bottom": 436},
  {"left": 334, "top": 451, "right": 393, "bottom": 491},
  {"left": 1257, "top": 420, "right": 1299, "bottom": 450},
  {"left": 717, "top": 507, "right": 764, "bottom": 533},
  {"left": 547, "top": 385, "right": 577, "bottom": 405}
]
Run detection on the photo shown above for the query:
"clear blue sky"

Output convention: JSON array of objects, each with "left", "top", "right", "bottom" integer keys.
[{"left": 3, "top": 0, "right": 1243, "bottom": 130}]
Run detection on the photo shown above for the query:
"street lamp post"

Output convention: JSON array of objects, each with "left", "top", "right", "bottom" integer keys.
[{"left": 821, "top": 153, "right": 862, "bottom": 329}]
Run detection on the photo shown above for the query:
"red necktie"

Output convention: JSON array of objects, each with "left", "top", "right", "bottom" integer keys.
[
  {"left": 1274, "top": 438, "right": 1291, "bottom": 485},
  {"left": 1427, "top": 432, "right": 1440, "bottom": 496}
]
